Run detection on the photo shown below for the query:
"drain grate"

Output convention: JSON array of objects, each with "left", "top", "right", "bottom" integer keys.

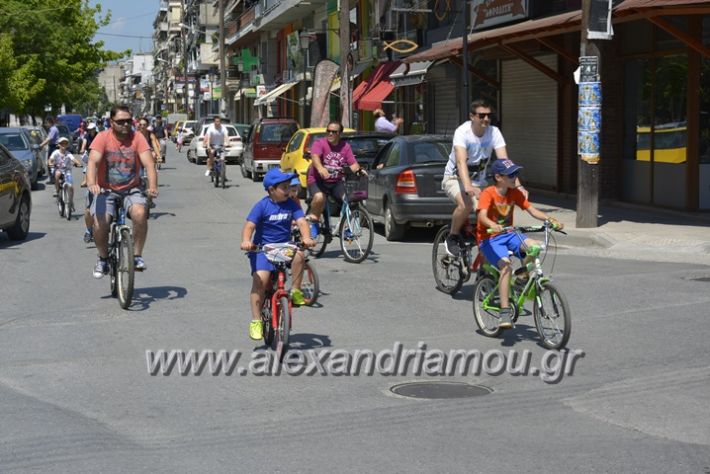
[{"left": 390, "top": 381, "right": 492, "bottom": 399}]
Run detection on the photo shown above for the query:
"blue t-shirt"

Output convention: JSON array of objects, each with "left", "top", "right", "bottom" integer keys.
[{"left": 246, "top": 196, "right": 304, "bottom": 245}]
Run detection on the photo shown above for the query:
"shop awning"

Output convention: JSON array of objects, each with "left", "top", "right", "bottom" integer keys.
[
  {"left": 254, "top": 81, "right": 298, "bottom": 106},
  {"left": 403, "top": 10, "right": 582, "bottom": 63},
  {"left": 352, "top": 61, "right": 401, "bottom": 109},
  {"left": 389, "top": 61, "right": 433, "bottom": 88},
  {"left": 358, "top": 81, "right": 395, "bottom": 111},
  {"left": 234, "top": 87, "right": 257, "bottom": 101}
]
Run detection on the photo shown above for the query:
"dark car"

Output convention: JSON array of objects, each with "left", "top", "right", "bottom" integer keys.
[
  {"left": 340, "top": 132, "right": 394, "bottom": 170},
  {"left": 241, "top": 117, "right": 299, "bottom": 181},
  {"left": 365, "top": 135, "right": 454, "bottom": 241},
  {"left": 0, "top": 128, "right": 40, "bottom": 189},
  {"left": 0, "top": 144, "right": 32, "bottom": 241}
]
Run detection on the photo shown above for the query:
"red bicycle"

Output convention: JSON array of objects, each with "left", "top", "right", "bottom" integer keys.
[{"left": 253, "top": 243, "right": 299, "bottom": 361}]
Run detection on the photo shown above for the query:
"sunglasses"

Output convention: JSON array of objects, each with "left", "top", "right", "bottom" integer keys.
[
  {"left": 326, "top": 129, "right": 340, "bottom": 134},
  {"left": 113, "top": 119, "right": 132, "bottom": 126},
  {"left": 473, "top": 112, "right": 492, "bottom": 119}
]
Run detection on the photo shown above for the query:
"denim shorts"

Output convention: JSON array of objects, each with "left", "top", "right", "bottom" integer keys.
[
  {"left": 91, "top": 188, "right": 146, "bottom": 218},
  {"left": 479, "top": 232, "right": 528, "bottom": 267}
]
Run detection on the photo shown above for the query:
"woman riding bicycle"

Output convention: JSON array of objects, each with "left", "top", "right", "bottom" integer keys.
[
  {"left": 240, "top": 168, "right": 316, "bottom": 341},
  {"left": 305, "top": 120, "right": 367, "bottom": 237}
]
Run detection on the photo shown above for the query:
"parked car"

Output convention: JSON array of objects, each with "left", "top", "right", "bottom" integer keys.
[
  {"left": 280, "top": 127, "right": 356, "bottom": 194},
  {"left": 197, "top": 116, "right": 231, "bottom": 131},
  {"left": 24, "top": 126, "right": 48, "bottom": 176},
  {"left": 0, "top": 128, "right": 40, "bottom": 189},
  {"left": 365, "top": 135, "right": 454, "bottom": 241},
  {"left": 340, "top": 132, "right": 394, "bottom": 170},
  {"left": 0, "top": 143, "right": 32, "bottom": 241},
  {"left": 180, "top": 120, "right": 198, "bottom": 145},
  {"left": 187, "top": 124, "right": 243, "bottom": 164},
  {"left": 242, "top": 118, "right": 299, "bottom": 181}
]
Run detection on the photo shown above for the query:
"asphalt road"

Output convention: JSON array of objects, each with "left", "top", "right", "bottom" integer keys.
[{"left": 1, "top": 143, "right": 709, "bottom": 473}]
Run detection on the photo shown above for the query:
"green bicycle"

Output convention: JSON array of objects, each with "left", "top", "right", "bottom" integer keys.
[{"left": 472, "top": 221, "right": 571, "bottom": 350}]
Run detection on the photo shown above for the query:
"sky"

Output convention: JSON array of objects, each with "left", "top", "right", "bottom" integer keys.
[{"left": 93, "top": 0, "right": 159, "bottom": 55}]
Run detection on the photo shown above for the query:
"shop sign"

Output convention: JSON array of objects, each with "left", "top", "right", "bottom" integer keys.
[{"left": 472, "top": 0, "right": 529, "bottom": 31}]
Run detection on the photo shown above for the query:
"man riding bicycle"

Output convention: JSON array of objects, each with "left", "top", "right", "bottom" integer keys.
[
  {"left": 86, "top": 105, "right": 158, "bottom": 278},
  {"left": 305, "top": 120, "right": 366, "bottom": 236},
  {"left": 203, "top": 116, "right": 227, "bottom": 177},
  {"left": 152, "top": 116, "right": 167, "bottom": 164}
]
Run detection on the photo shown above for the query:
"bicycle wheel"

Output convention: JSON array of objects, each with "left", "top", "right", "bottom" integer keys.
[
  {"left": 310, "top": 215, "right": 329, "bottom": 258},
  {"left": 109, "top": 254, "right": 118, "bottom": 297},
  {"left": 339, "top": 204, "right": 373, "bottom": 263},
  {"left": 56, "top": 193, "right": 64, "bottom": 217},
  {"left": 213, "top": 166, "right": 220, "bottom": 187},
  {"left": 533, "top": 282, "right": 571, "bottom": 350},
  {"left": 261, "top": 297, "right": 274, "bottom": 346},
  {"left": 472, "top": 275, "right": 504, "bottom": 338},
  {"left": 221, "top": 161, "right": 227, "bottom": 189},
  {"left": 116, "top": 228, "right": 135, "bottom": 309},
  {"left": 432, "top": 225, "right": 464, "bottom": 294},
  {"left": 274, "top": 296, "right": 290, "bottom": 362},
  {"left": 63, "top": 186, "right": 72, "bottom": 220},
  {"left": 301, "top": 261, "right": 319, "bottom": 306}
]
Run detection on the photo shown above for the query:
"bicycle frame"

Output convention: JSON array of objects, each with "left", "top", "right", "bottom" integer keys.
[{"left": 265, "top": 263, "right": 292, "bottom": 331}]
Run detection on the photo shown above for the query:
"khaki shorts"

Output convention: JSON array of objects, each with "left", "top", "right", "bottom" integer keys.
[{"left": 442, "top": 176, "right": 478, "bottom": 208}]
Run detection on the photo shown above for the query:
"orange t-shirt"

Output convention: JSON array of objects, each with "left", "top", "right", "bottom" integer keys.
[
  {"left": 476, "top": 186, "right": 530, "bottom": 243},
  {"left": 90, "top": 130, "right": 150, "bottom": 191}
]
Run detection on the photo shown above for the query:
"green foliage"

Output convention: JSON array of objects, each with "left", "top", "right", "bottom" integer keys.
[{"left": 0, "top": 0, "right": 130, "bottom": 116}]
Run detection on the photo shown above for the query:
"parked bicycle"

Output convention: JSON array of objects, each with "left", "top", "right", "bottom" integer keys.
[
  {"left": 307, "top": 172, "right": 374, "bottom": 263},
  {"left": 472, "top": 221, "right": 570, "bottom": 349},
  {"left": 101, "top": 191, "right": 136, "bottom": 309},
  {"left": 211, "top": 146, "right": 227, "bottom": 188},
  {"left": 432, "top": 220, "right": 481, "bottom": 294},
  {"left": 250, "top": 243, "right": 305, "bottom": 361}
]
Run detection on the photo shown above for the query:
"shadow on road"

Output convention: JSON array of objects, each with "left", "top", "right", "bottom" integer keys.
[
  {"left": 0, "top": 231, "right": 46, "bottom": 247},
  {"left": 287, "top": 333, "right": 333, "bottom": 350},
  {"left": 129, "top": 286, "right": 188, "bottom": 310}
]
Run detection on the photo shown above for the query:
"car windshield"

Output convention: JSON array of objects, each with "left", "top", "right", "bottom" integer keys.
[
  {"left": 411, "top": 141, "right": 451, "bottom": 164},
  {"left": 260, "top": 124, "right": 297, "bottom": 143},
  {"left": 0, "top": 133, "right": 28, "bottom": 151}
]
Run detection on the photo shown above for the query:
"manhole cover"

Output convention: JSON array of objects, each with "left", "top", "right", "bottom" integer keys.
[{"left": 390, "top": 382, "right": 492, "bottom": 399}]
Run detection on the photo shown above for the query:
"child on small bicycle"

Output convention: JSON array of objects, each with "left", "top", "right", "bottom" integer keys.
[
  {"left": 476, "top": 159, "right": 563, "bottom": 328},
  {"left": 49, "top": 136, "right": 83, "bottom": 199},
  {"left": 240, "top": 168, "right": 315, "bottom": 340}
]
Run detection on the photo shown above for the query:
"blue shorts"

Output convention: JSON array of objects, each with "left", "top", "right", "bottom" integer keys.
[
  {"left": 479, "top": 232, "right": 528, "bottom": 267},
  {"left": 249, "top": 252, "right": 275, "bottom": 275}
]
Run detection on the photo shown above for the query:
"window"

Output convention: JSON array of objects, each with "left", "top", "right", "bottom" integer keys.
[
  {"left": 412, "top": 141, "right": 451, "bottom": 164},
  {"left": 0, "top": 133, "right": 28, "bottom": 151},
  {"left": 260, "top": 124, "right": 298, "bottom": 143},
  {"left": 287, "top": 132, "right": 304, "bottom": 153},
  {"left": 383, "top": 143, "right": 401, "bottom": 168}
]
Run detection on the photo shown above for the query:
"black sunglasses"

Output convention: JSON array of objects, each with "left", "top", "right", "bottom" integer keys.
[
  {"left": 113, "top": 119, "right": 132, "bottom": 126},
  {"left": 472, "top": 112, "right": 492, "bottom": 119},
  {"left": 326, "top": 129, "right": 340, "bottom": 134}
]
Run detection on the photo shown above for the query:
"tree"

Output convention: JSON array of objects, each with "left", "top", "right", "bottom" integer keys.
[{"left": 0, "top": 0, "right": 129, "bottom": 117}]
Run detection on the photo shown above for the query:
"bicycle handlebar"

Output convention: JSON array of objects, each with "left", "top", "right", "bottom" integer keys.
[{"left": 487, "top": 221, "right": 567, "bottom": 235}]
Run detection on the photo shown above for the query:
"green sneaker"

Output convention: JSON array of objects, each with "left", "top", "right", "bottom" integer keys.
[
  {"left": 249, "top": 320, "right": 263, "bottom": 340},
  {"left": 291, "top": 288, "right": 305, "bottom": 306}
]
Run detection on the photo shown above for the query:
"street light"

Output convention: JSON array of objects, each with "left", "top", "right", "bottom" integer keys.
[{"left": 299, "top": 31, "right": 311, "bottom": 127}]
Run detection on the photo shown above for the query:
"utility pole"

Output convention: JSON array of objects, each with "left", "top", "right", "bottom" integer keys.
[
  {"left": 339, "top": 0, "right": 351, "bottom": 128},
  {"left": 460, "top": 0, "right": 469, "bottom": 123},
  {"left": 576, "top": 0, "right": 607, "bottom": 227},
  {"left": 182, "top": 0, "right": 190, "bottom": 117},
  {"left": 219, "top": 0, "right": 227, "bottom": 118}
]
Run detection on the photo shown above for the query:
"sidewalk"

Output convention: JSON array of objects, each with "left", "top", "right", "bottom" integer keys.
[{"left": 516, "top": 189, "right": 710, "bottom": 264}]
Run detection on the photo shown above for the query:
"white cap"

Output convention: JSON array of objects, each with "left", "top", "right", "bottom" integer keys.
[
  {"left": 87, "top": 122, "right": 97, "bottom": 130},
  {"left": 57, "top": 137, "right": 70, "bottom": 144}
]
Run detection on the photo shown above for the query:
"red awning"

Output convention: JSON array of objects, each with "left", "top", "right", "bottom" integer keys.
[
  {"left": 352, "top": 61, "right": 401, "bottom": 109},
  {"left": 358, "top": 81, "right": 395, "bottom": 111}
]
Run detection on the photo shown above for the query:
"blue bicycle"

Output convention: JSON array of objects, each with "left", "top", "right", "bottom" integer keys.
[
  {"left": 210, "top": 146, "right": 226, "bottom": 188},
  {"left": 308, "top": 172, "right": 373, "bottom": 264}
]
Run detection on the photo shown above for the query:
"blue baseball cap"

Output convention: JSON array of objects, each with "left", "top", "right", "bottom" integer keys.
[
  {"left": 491, "top": 159, "right": 523, "bottom": 176},
  {"left": 263, "top": 167, "right": 297, "bottom": 190},
  {"left": 290, "top": 176, "right": 300, "bottom": 186}
]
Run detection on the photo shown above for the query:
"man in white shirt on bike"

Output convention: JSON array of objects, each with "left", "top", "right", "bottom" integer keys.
[{"left": 203, "top": 116, "right": 227, "bottom": 177}]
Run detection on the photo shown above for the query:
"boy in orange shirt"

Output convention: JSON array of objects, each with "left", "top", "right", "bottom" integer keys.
[{"left": 476, "top": 159, "right": 563, "bottom": 328}]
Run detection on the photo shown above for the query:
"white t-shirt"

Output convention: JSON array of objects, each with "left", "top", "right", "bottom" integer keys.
[
  {"left": 443, "top": 121, "right": 506, "bottom": 185},
  {"left": 50, "top": 149, "right": 75, "bottom": 172},
  {"left": 205, "top": 124, "right": 227, "bottom": 147}
]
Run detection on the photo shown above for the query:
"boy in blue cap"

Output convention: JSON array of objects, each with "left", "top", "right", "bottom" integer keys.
[
  {"left": 241, "top": 168, "right": 315, "bottom": 340},
  {"left": 476, "top": 159, "right": 563, "bottom": 329}
]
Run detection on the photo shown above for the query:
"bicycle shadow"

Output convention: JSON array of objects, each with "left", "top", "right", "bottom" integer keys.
[
  {"left": 493, "top": 319, "right": 547, "bottom": 348},
  {"left": 287, "top": 333, "right": 333, "bottom": 350},
  {"left": 148, "top": 211, "right": 177, "bottom": 220},
  {"left": 314, "top": 249, "right": 380, "bottom": 264},
  {"left": 125, "top": 286, "right": 188, "bottom": 310}
]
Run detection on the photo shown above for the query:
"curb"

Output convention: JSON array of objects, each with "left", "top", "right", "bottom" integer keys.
[{"left": 555, "top": 229, "right": 615, "bottom": 249}]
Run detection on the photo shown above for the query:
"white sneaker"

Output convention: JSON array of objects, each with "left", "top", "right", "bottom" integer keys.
[{"left": 204, "top": 169, "right": 211, "bottom": 177}]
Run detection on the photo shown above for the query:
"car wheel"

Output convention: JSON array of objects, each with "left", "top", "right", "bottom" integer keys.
[
  {"left": 384, "top": 202, "right": 406, "bottom": 241},
  {"left": 6, "top": 194, "right": 31, "bottom": 241}
]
